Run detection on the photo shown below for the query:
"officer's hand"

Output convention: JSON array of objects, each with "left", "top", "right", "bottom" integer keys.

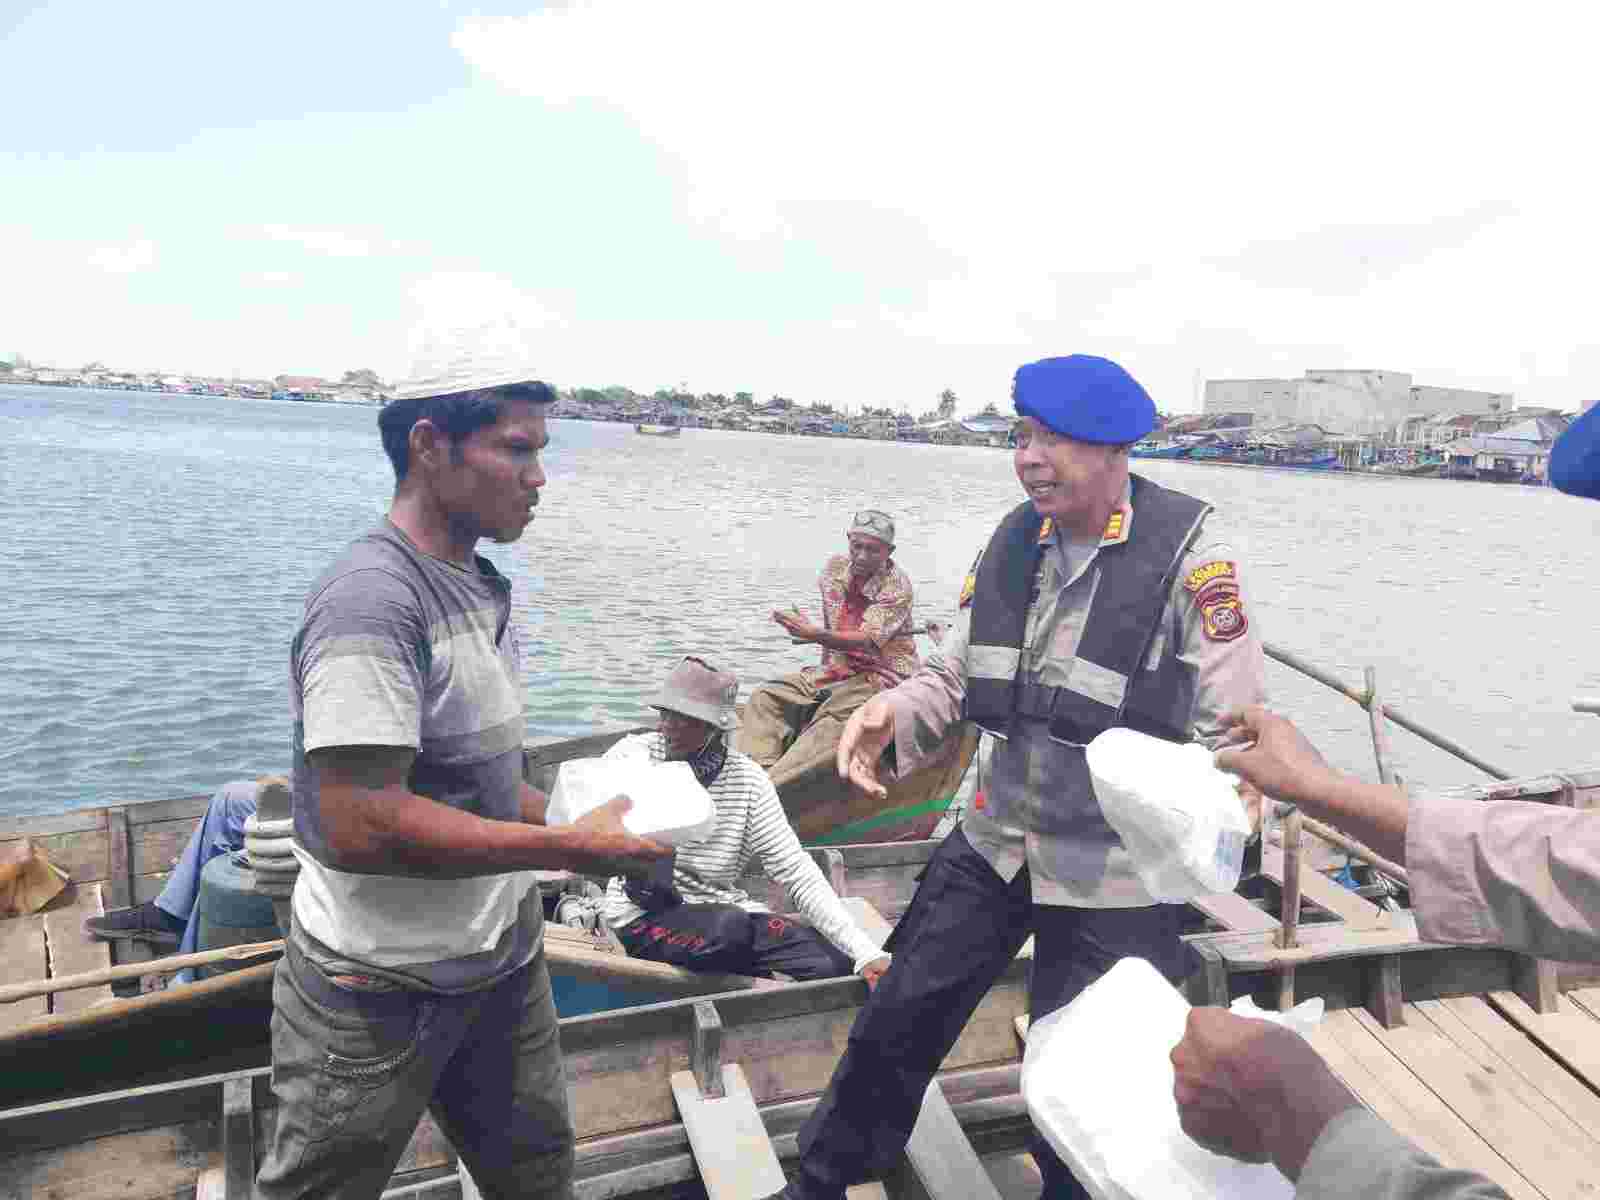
[
  {"left": 569, "top": 795, "right": 672, "bottom": 874},
  {"left": 1171, "top": 1007, "right": 1357, "bottom": 1181},
  {"left": 860, "top": 955, "right": 890, "bottom": 990},
  {"left": 837, "top": 696, "right": 895, "bottom": 801},
  {"left": 1214, "top": 706, "right": 1335, "bottom": 812}
]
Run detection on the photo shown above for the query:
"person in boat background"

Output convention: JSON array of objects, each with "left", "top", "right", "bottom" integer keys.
[
  {"left": 601, "top": 656, "right": 890, "bottom": 986},
  {"left": 735, "top": 509, "right": 919, "bottom": 796},
  {"left": 256, "top": 324, "right": 670, "bottom": 1200},
  {"left": 1170, "top": 429, "right": 1600, "bottom": 1200},
  {"left": 768, "top": 354, "right": 1268, "bottom": 1200},
  {"left": 84, "top": 777, "right": 279, "bottom": 967}
]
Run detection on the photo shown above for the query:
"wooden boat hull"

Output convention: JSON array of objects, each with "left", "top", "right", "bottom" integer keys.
[{"left": 634, "top": 423, "right": 682, "bottom": 436}]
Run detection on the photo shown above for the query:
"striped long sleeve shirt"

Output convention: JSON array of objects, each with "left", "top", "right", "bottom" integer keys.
[{"left": 600, "top": 733, "right": 885, "bottom": 972}]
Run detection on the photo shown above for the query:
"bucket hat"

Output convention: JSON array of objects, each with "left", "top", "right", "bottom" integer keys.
[{"left": 651, "top": 656, "right": 740, "bottom": 731}]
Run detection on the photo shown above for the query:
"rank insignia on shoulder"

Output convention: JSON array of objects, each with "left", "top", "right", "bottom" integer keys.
[
  {"left": 1099, "top": 506, "right": 1132, "bottom": 547},
  {"left": 1037, "top": 517, "right": 1055, "bottom": 544},
  {"left": 958, "top": 571, "right": 976, "bottom": 609}
]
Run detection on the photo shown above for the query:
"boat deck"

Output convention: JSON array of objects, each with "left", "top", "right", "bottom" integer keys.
[{"left": 0, "top": 882, "right": 114, "bottom": 1034}]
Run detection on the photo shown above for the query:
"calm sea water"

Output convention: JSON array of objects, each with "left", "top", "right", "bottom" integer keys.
[{"left": 2, "top": 384, "right": 1597, "bottom": 822}]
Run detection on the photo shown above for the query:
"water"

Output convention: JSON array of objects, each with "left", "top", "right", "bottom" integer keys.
[{"left": 2, "top": 385, "right": 1597, "bottom": 821}]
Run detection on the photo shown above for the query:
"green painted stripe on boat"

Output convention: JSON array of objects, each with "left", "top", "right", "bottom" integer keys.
[{"left": 809, "top": 792, "right": 959, "bottom": 845}]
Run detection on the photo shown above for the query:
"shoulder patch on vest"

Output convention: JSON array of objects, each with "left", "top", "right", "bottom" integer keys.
[
  {"left": 1185, "top": 560, "right": 1246, "bottom": 642},
  {"left": 1099, "top": 505, "right": 1132, "bottom": 547}
]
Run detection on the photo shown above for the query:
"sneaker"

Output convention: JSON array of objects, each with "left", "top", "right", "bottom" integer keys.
[{"left": 83, "top": 900, "right": 184, "bottom": 945}]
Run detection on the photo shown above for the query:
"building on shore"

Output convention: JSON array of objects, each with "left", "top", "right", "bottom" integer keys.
[{"left": 1203, "top": 369, "right": 1513, "bottom": 437}]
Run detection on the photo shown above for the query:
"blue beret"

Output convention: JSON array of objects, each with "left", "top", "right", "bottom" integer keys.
[
  {"left": 1012, "top": 355, "right": 1157, "bottom": 445},
  {"left": 1550, "top": 404, "right": 1600, "bottom": 500}
]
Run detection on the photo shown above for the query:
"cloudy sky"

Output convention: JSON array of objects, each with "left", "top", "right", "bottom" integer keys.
[{"left": 4, "top": 1, "right": 1595, "bottom": 413}]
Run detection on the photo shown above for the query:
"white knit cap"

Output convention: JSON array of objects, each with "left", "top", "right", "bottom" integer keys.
[{"left": 389, "top": 311, "right": 550, "bottom": 402}]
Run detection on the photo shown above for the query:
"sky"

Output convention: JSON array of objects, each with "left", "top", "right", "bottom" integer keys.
[{"left": 3, "top": 1, "right": 1597, "bottom": 415}]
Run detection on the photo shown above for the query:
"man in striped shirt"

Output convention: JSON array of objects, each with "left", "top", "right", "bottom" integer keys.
[{"left": 602, "top": 657, "right": 890, "bottom": 985}]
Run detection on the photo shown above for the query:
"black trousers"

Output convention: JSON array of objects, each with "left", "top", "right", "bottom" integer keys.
[
  {"left": 792, "top": 827, "right": 1191, "bottom": 1200},
  {"left": 619, "top": 903, "right": 855, "bottom": 981}
]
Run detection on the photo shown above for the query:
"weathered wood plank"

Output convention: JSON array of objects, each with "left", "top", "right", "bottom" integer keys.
[
  {"left": 670, "top": 1064, "right": 787, "bottom": 1200},
  {"left": 0, "top": 912, "right": 48, "bottom": 1031},
  {"left": 125, "top": 794, "right": 213, "bottom": 827},
  {"left": 1487, "top": 991, "right": 1600, "bottom": 1085},
  {"left": 222, "top": 1077, "right": 254, "bottom": 1200},
  {"left": 105, "top": 806, "right": 134, "bottom": 908},
  {"left": 0, "top": 828, "right": 111, "bottom": 884},
  {"left": 1365, "top": 954, "right": 1405, "bottom": 1029},
  {"left": 1313, "top": 1009, "right": 1540, "bottom": 1200},
  {"left": 1262, "top": 845, "right": 1389, "bottom": 930},
  {"left": 0, "top": 1119, "right": 221, "bottom": 1200},
  {"left": 1429, "top": 998, "right": 1600, "bottom": 1150},
  {"left": 42, "top": 883, "right": 114, "bottom": 1015},
  {"left": 895, "top": 1080, "right": 1004, "bottom": 1200},
  {"left": 693, "top": 1000, "right": 725, "bottom": 1099},
  {"left": 0, "top": 806, "right": 108, "bottom": 839},
  {"left": 133, "top": 818, "right": 196, "bottom": 877},
  {"left": 1190, "top": 890, "right": 1279, "bottom": 934},
  {"left": 1201, "top": 912, "right": 1442, "bottom": 970},
  {"left": 1352, "top": 1004, "right": 1600, "bottom": 1197}
]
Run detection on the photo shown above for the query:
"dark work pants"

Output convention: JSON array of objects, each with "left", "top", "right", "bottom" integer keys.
[
  {"left": 791, "top": 827, "right": 1190, "bottom": 1200},
  {"left": 619, "top": 903, "right": 856, "bottom": 981}
]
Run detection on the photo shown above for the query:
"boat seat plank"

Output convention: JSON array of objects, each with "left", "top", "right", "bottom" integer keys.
[
  {"left": 1561, "top": 987, "right": 1600, "bottom": 1023},
  {"left": 1190, "top": 890, "right": 1279, "bottom": 934},
  {"left": 982, "top": 1151, "right": 1041, "bottom": 1200},
  {"left": 1199, "top": 912, "right": 1439, "bottom": 969},
  {"left": 1261, "top": 845, "right": 1389, "bottom": 930},
  {"left": 899, "top": 1079, "right": 1004, "bottom": 1200},
  {"left": 1312, "top": 1009, "right": 1541, "bottom": 1200},
  {"left": 1351, "top": 1003, "right": 1600, "bottom": 1197},
  {"left": 42, "top": 883, "right": 114, "bottom": 1015},
  {"left": 670, "top": 1063, "right": 786, "bottom": 1200},
  {"left": 0, "top": 913, "right": 48, "bottom": 1031},
  {"left": 1486, "top": 991, "right": 1600, "bottom": 1086}
]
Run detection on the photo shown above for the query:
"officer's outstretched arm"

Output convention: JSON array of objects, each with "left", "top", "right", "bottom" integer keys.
[{"left": 836, "top": 696, "right": 896, "bottom": 802}]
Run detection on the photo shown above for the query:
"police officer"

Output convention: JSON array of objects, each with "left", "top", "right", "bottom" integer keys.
[{"left": 766, "top": 355, "right": 1267, "bottom": 1200}]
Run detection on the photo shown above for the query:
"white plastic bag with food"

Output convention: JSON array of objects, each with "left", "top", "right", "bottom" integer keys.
[
  {"left": 1023, "top": 957, "right": 1318, "bottom": 1200},
  {"left": 545, "top": 756, "right": 716, "bottom": 847},
  {"left": 1085, "top": 728, "right": 1251, "bottom": 902}
]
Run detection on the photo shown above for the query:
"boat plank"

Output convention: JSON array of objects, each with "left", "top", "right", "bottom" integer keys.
[
  {"left": 0, "top": 913, "right": 48, "bottom": 1031},
  {"left": 671, "top": 1064, "right": 787, "bottom": 1200},
  {"left": 0, "top": 827, "right": 111, "bottom": 885},
  {"left": 0, "top": 1119, "right": 220, "bottom": 1200},
  {"left": 126, "top": 794, "right": 213, "bottom": 827},
  {"left": 42, "top": 883, "right": 114, "bottom": 1015},
  {"left": 1190, "top": 890, "right": 1279, "bottom": 934},
  {"left": 1560, "top": 987, "right": 1600, "bottom": 1023},
  {"left": 1352, "top": 1003, "right": 1600, "bottom": 1197},
  {"left": 1427, "top": 998, "right": 1600, "bottom": 1146},
  {"left": 895, "top": 1080, "right": 1003, "bottom": 1200},
  {"left": 1313, "top": 1009, "right": 1540, "bottom": 1200},
  {"left": 133, "top": 818, "right": 197, "bottom": 877},
  {"left": 1486, "top": 991, "right": 1600, "bottom": 1085},
  {"left": 0, "top": 805, "right": 108, "bottom": 839},
  {"left": 1261, "top": 845, "right": 1388, "bottom": 930}
]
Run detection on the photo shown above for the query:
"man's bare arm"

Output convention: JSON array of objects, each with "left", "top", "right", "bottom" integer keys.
[
  {"left": 311, "top": 746, "right": 667, "bottom": 878},
  {"left": 520, "top": 781, "right": 549, "bottom": 825}
]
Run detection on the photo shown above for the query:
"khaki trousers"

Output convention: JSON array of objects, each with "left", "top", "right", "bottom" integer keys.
[{"left": 735, "top": 671, "right": 880, "bottom": 792}]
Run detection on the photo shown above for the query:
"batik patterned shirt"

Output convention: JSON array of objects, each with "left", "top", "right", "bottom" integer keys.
[{"left": 806, "top": 553, "right": 919, "bottom": 688}]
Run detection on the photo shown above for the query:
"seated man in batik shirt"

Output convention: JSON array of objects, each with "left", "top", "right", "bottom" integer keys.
[{"left": 736, "top": 509, "right": 918, "bottom": 795}]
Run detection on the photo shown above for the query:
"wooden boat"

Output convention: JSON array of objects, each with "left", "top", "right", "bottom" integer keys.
[{"left": 634, "top": 421, "right": 682, "bottom": 436}]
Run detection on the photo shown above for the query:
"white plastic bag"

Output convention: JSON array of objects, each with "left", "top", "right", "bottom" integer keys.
[
  {"left": 1086, "top": 728, "right": 1251, "bottom": 902},
  {"left": 1023, "top": 957, "right": 1311, "bottom": 1200},
  {"left": 545, "top": 757, "right": 716, "bottom": 847}
]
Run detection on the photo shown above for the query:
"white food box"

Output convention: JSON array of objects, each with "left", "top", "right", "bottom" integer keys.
[
  {"left": 545, "top": 756, "right": 716, "bottom": 847},
  {"left": 1023, "top": 957, "right": 1310, "bottom": 1200}
]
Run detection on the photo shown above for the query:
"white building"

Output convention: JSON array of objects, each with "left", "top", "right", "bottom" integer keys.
[{"left": 1203, "top": 369, "right": 1512, "bottom": 436}]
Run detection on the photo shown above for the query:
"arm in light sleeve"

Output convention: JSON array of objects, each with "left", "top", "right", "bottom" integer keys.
[
  {"left": 746, "top": 772, "right": 885, "bottom": 971},
  {"left": 859, "top": 567, "right": 914, "bottom": 651},
  {"left": 296, "top": 569, "right": 427, "bottom": 753},
  {"left": 1297, "top": 1109, "right": 1510, "bottom": 1200},
  {"left": 1168, "top": 536, "right": 1267, "bottom": 748},
  {"left": 1407, "top": 789, "right": 1600, "bottom": 961},
  {"left": 885, "top": 605, "right": 972, "bottom": 780}
]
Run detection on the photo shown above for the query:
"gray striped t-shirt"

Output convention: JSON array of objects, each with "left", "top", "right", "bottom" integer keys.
[{"left": 288, "top": 521, "right": 541, "bottom": 992}]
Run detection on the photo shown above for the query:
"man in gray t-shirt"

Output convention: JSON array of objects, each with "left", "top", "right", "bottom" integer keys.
[{"left": 257, "top": 348, "right": 669, "bottom": 1200}]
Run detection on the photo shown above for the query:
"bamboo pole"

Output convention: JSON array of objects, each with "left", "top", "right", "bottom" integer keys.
[
  {"left": 0, "top": 933, "right": 778, "bottom": 1006},
  {"left": 1364, "top": 666, "right": 1398, "bottom": 787},
  {"left": 1263, "top": 642, "right": 1512, "bottom": 780},
  {"left": 1297, "top": 813, "right": 1409, "bottom": 887}
]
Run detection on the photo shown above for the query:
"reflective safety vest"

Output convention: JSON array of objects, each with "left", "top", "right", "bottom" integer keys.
[{"left": 964, "top": 474, "right": 1210, "bottom": 746}]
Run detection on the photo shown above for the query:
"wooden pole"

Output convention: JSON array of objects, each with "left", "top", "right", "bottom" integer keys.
[
  {"left": 1276, "top": 809, "right": 1303, "bottom": 1010},
  {"left": 0, "top": 933, "right": 777, "bottom": 1006},
  {"left": 1364, "top": 666, "right": 1398, "bottom": 786},
  {"left": 1297, "top": 813, "right": 1409, "bottom": 887},
  {"left": 1263, "top": 642, "right": 1512, "bottom": 780}
]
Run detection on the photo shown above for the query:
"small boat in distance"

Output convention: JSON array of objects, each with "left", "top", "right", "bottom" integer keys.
[
  {"left": 635, "top": 415, "right": 683, "bottom": 436},
  {"left": 1129, "top": 440, "right": 1189, "bottom": 459}
]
